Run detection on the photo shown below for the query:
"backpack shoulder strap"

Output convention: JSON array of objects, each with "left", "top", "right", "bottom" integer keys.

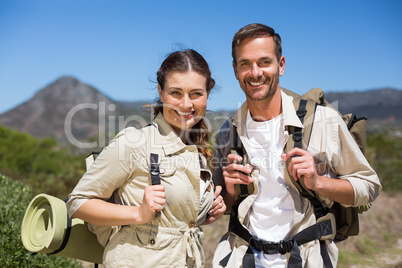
[
  {"left": 143, "top": 123, "right": 161, "bottom": 186},
  {"left": 85, "top": 124, "right": 163, "bottom": 187},
  {"left": 149, "top": 153, "right": 161, "bottom": 185},
  {"left": 285, "top": 98, "right": 318, "bottom": 153},
  {"left": 230, "top": 123, "right": 251, "bottom": 203},
  {"left": 285, "top": 98, "right": 318, "bottom": 198}
]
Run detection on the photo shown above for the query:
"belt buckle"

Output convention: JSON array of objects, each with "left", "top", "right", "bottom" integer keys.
[{"left": 262, "top": 241, "right": 280, "bottom": 254}]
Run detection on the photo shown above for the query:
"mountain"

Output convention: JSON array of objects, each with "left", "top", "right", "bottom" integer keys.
[
  {"left": 1, "top": 76, "right": 401, "bottom": 150},
  {"left": 0, "top": 76, "right": 152, "bottom": 148},
  {"left": 325, "top": 88, "right": 402, "bottom": 124}
]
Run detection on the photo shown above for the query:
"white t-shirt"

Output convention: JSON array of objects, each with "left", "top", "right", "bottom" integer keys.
[{"left": 246, "top": 110, "right": 295, "bottom": 267}]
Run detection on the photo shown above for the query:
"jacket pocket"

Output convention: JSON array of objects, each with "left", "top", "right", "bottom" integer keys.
[
  {"left": 134, "top": 227, "right": 177, "bottom": 250},
  {"left": 158, "top": 158, "right": 177, "bottom": 178}
]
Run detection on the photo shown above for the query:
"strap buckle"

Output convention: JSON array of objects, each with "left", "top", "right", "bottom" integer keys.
[
  {"left": 250, "top": 237, "right": 294, "bottom": 255},
  {"left": 277, "top": 239, "right": 294, "bottom": 254}
]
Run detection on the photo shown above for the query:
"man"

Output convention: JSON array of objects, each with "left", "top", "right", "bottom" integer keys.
[{"left": 212, "top": 23, "right": 381, "bottom": 267}]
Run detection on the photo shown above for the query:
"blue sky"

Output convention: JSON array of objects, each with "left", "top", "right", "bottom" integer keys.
[{"left": 1, "top": 0, "right": 401, "bottom": 114}]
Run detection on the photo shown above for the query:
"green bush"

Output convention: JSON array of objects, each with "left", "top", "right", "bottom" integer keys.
[
  {"left": 367, "top": 132, "right": 402, "bottom": 192},
  {"left": 0, "top": 125, "right": 86, "bottom": 198},
  {"left": 0, "top": 174, "right": 83, "bottom": 267}
]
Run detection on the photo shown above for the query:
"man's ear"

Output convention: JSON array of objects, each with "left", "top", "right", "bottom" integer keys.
[
  {"left": 279, "top": 56, "right": 286, "bottom": 76},
  {"left": 233, "top": 61, "right": 239, "bottom": 80},
  {"left": 158, "top": 85, "right": 163, "bottom": 102}
]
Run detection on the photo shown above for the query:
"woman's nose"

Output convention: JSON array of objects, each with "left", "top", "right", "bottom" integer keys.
[{"left": 181, "top": 94, "right": 193, "bottom": 109}]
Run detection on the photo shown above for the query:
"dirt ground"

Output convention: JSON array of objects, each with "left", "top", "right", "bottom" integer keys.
[{"left": 336, "top": 192, "right": 402, "bottom": 268}]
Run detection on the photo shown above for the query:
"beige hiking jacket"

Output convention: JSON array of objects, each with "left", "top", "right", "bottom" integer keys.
[
  {"left": 212, "top": 90, "right": 381, "bottom": 267},
  {"left": 67, "top": 113, "right": 215, "bottom": 267}
]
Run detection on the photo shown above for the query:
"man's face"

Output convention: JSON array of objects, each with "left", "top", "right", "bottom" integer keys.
[{"left": 233, "top": 36, "right": 285, "bottom": 102}]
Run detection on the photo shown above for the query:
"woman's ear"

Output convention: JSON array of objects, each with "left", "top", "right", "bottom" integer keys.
[{"left": 158, "top": 85, "right": 163, "bottom": 102}]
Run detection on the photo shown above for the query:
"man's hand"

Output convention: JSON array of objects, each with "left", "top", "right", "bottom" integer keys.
[
  {"left": 281, "top": 148, "right": 318, "bottom": 190},
  {"left": 223, "top": 154, "right": 254, "bottom": 197},
  {"left": 281, "top": 148, "right": 354, "bottom": 205}
]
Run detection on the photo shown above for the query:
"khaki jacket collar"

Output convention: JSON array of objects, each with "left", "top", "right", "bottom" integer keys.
[
  {"left": 231, "top": 88, "right": 303, "bottom": 136},
  {"left": 281, "top": 89, "right": 304, "bottom": 129},
  {"left": 153, "top": 113, "right": 194, "bottom": 156}
]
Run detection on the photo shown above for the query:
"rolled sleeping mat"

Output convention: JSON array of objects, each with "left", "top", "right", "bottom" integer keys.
[{"left": 21, "top": 194, "right": 104, "bottom": 264}]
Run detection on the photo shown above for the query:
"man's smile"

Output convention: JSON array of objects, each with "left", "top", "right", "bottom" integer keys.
[{"left": 249, "top": 81, "right": 264, "bottom": 87}]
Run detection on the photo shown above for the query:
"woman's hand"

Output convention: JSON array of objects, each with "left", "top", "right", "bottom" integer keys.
[
  {"left": 72, "top": 185, "right": 166, "bottom": 226},
  {"left": 137, "top": 185, "right": 166, "bottom": 224},
  {"left": 202, "top": 185, "right": 226, "bottom": 225}
]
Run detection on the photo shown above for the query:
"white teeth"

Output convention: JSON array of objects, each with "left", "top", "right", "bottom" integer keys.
[
  {"left": 250, "top": 81, "right": 264, "bottom": 86},
  {"left": 177, "top": 111, "right": 193, "bottom": 116}
]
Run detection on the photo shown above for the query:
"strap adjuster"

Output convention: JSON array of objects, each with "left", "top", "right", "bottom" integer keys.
[
  {"left": 296, "top": 109, "right": 307, "bottom": 118},
  {"left": 250, "top": 237, "right": 295, "bottom": 255},
  {"left": 292, "top": 131, "right": 303, "bottom": 142},
  {"left": 249, "top": 237, "right": 263, "bottom": 252},
  {"left": 278, "top": 239, "right": 294, "bottom": 254},
  {"left": 150, "top": 153, "right": 161, "bottom": 185}
]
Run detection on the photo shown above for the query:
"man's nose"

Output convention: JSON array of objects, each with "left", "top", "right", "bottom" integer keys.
[{"left": 250, "top": 63, "right": 263, "bottom": 77}]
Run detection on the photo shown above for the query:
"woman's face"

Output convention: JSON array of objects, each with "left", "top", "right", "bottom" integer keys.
[{"left": 158, "top": 71, "right": 208, "bottom": 134}]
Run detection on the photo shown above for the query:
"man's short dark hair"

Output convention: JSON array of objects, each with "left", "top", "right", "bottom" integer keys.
[{"left": 232, "top": 23, "right": 282, "bottom": 64}]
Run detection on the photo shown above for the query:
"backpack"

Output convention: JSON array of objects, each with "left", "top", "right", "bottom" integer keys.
[
  {"left": 231, "top": 87, "right": 371, "bottom": 243},
  {"left": 282, "top": 87, "right": 372, "bottom": 242}
]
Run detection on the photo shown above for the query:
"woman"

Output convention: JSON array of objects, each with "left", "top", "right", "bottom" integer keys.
[{"left": 67, "top": 49, "right": 226, "bottom": 267}]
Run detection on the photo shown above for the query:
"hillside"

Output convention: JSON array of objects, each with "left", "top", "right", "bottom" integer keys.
[
  {"left": 0, "top": 77, "right": 152, "bottom": 148},
  {"left": 325, "top": 88, "right": 402, "bottom": 125}
]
